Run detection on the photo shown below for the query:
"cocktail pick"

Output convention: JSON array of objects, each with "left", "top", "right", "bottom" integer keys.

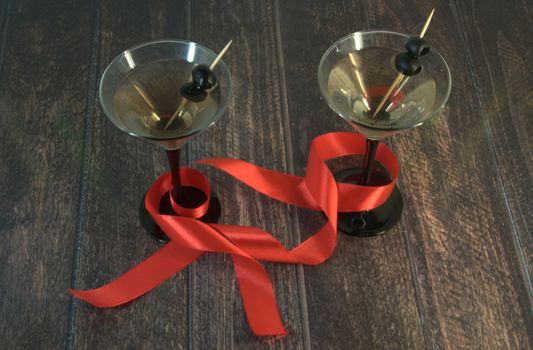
[
  {"left": 371, "top": 9, "right": 435, "bottom": 118},
  {"left": 209, "top": 40, "right": 233, "bottom": 70},
  {"left": 164, "top": 40, "right": 232, "bottom": 130}
]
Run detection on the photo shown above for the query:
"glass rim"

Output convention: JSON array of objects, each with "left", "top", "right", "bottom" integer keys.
[
  {"left": 98, "top": 38, "right": 233, "bottom": 141},
  {"left": 317, "top": 30, "right": 452, "bottom": 133}
]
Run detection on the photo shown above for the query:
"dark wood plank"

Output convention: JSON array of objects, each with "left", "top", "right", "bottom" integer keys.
[
  {"left": 452, "top": 0, "right": 532, "bottom": 304},
  {"left": 0, "top": 0, "right": 8, "bottom": 40},
  {"left": 187, "top": 0, "right": 307, "bottom": 348},
  {"left": 72, "top": 1, "right": 191, "bottom": 349},
  {"left": 276, "top": 1, "right": 426, "bottom": 349},
  {"left": 366, "top": 1, "right": 532, "bottom": 348},
  {"left": 0, "top": 0, "right": 94, "bottom": 348}
]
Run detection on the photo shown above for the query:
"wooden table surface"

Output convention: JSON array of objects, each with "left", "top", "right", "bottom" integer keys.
[{"left": 1, "top": 0, "right": 531, "bottom": 349}]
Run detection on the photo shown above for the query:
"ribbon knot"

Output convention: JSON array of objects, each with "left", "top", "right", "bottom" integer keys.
[{"left": 70, "top": 132, "right": 399, "bottom": 338}]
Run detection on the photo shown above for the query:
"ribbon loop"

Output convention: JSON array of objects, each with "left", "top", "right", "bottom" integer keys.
[{"left": 160, "top": 168, "right": 211, "bottom": 219}]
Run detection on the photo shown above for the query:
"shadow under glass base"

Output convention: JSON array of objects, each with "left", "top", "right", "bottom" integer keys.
[
  {"left": 334, "top": 168, "right": 402, "bottom": 237},
  {"left": 139, "top": 186, "right": 221, "bottom": 243}
]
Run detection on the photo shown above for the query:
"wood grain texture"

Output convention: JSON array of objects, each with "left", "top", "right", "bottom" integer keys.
[
  {"left": 0, "top": 0, "right": 93, "bottom": 348},
  {"left": 365, "top": 0, "right": 533, "bottom": 348},
  {"left": 451, "top": 0, "right": 532, "bottom": 306},
  {"left": 187, "top": 0, "right": 307, "bottom": 348},
  {"left": 0, "top": 0, "right": 531, "bottom": 349},
  {"left": 276, "top": 1, "right": 426, "bottom": 349},
  {"left": 72, "top": 1, "right": 190, "bottom": 349}
]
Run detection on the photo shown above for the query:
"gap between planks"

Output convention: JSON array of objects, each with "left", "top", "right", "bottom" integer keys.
[
  {"left": 272, "top": 0, "right": 312, "bottom": 348},
  {"left": 65, "top": 0, "right": 101, "bottom": 349}
]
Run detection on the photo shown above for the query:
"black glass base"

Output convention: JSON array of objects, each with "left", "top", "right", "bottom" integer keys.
[
  {"left": 334, "top": 168, "right": 402, "bottom": 237},
  {"left": 139, "top": 186, "right": 221, "bottom": 243}
]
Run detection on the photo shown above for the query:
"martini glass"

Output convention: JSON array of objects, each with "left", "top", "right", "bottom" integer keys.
[
  {"left": 318, "top": 30, "right": 451, "bottom": 236},
  {"left": 99, "top": 39, "right": 232, "bottom": 241}
]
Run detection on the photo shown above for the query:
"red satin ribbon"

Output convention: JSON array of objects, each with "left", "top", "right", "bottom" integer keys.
[
  {"left": 168, "top": 168, "right": 210, "bottom": 218},
  {"left": 70, "top": 132, "right": 399, "bottom": 337}
]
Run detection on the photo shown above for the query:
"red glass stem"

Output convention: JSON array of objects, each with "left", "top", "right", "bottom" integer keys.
[
  {"left": 166, "top": 149, "right": 181, "bottom": 202},
  {"left": 359, "top": 139, "right": 380, "bottom": 186}
]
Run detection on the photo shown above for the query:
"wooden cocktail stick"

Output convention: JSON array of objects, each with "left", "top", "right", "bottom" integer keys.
[
  {"left": 164, "top": 40, "right": 232, "bottom": 130},
  {"left": 370, "top": 73, "right": 404, "bottom": 118},
  {"left": 419, "top": 8, "right": 435, "bottom": 38},
  {"left": 371, "top": 9, "right": 435, "bottom": 118},
  {"left": 210, "top": 40, "right": 233, "bottom": 70},
  {"left": 164, "top": 94, "right": 189, "bottom": 130}
]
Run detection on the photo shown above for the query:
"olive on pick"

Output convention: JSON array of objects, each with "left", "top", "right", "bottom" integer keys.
[
  {"left": 192, "top": 64, "right": 217, "bottom": 90},
  {"left": 405, "top": 36, "right": 430, "bottom": 57},
  {"left": 180, "top": 64, "right": 217, "bottom": 102},
  {"left": 395, "top": 52, "right": 422, "bottom": 76}
]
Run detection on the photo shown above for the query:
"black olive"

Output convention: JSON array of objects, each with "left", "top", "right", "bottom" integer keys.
[
  {"left": 405, "top": 36, "right": 430, "bottom": 57},
  {"left": 395, "top": 52, "right": 422, "bottom": 76},
  {"left": 192, "top": 64, "right": 217, "bottom": 90},
  {"left": 180, "top": 82, "right": 208, "bottom": 102},
  {"left": 179, "top": 64, "right": 217, "bottom": 102}
]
